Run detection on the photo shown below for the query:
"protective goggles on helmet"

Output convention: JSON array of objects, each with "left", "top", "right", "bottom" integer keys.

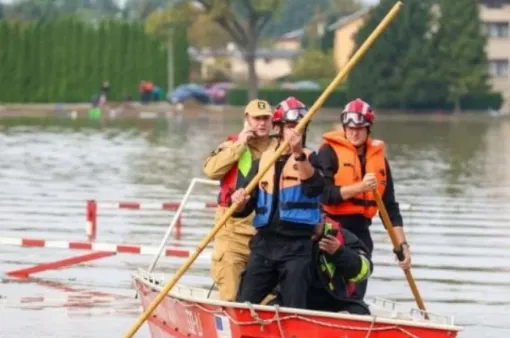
[
  {"left": 341, "top": 111, "right": 370, "bottom": 127},
  {"left": 283, "top": 108, "right": 307, "bottom": 123}
]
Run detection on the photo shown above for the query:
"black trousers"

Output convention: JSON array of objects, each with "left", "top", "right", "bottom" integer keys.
[{"left": 236, "top": 232, "right": 313, "bottom": 309}]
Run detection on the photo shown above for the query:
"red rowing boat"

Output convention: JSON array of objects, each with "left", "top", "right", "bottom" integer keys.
[{"left": 133, "top": 270, "right": 462, "bottom": 338}]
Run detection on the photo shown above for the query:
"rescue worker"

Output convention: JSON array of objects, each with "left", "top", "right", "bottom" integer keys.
[
  {"left": 307, "top": 216, "right": 373, "bottom": 314},
  {"left": 203, "top": 99, "right": 276, "bottom": 301},
  {"left": 231, "top": 97, "right": 324, "bottom": 309},
  {"left": 265, "top": 216, "right": 373, "bottom": 315},
  {"left": 318, "top": 98, "right": 411, "bottom": 300}
]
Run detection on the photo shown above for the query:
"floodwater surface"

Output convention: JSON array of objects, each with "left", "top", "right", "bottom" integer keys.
[{"left": 1, "top": 112, "right": 509, "bottom": 337}]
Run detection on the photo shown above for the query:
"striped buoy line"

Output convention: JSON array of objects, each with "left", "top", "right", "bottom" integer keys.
[
  {"left": 91, "top": 200, "right": 218, "bottom": 211},
  {"left": 85, "top": 199, "right": 218, "bottom": 241},
  {"left": 0, "top": 237, "right": 191, "bottom": 258},
  {"left": 91, "top": 200, "right": 412, "bottom": 211}
]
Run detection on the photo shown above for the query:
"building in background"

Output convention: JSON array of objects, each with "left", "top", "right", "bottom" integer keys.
[
  {"left": 329, "top": 2, "right": 510, "bottom": 112},
  {"left": 481, "top": 0, "right": 510, "bottom": 112},
  {"left": 274, "top": 29, "right": 304, "bottom": 50},
  {"left": 190, "top": 44, "right": 300, "bottom": 84},
  {"left": 329, "top": 7, "right": 371, "bottom": 72}
]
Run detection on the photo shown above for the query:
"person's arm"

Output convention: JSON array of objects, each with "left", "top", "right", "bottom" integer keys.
[
  {"left": 323, "top": 231, "right": 373, "bottom": 283},
  {"left": 294, "top": 151, "right": 315, "bottom": 180},
  {"left": 339, "top": 181, "right": 367, "bottom": 200},
  {"left": 285, "top": 128, "right": 324, "bottom": 198},
  {"left": 298, "top": 152, "right": 325, "bottom": 198},
  {"left": 381, "top": 158, "right": 411, "bottom": 269},
  {"left": 381, "top": 158, "right": 406, "bottom": 243},
  {"left": 202, "top": 140, "right": 247, "bottom": 180},
  {"left": 317, "top": 144, "right": 343, "bottom": 204}
]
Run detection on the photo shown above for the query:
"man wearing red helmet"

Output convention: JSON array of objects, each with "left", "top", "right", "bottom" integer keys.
[
  {"left": 203, "top": 99, "right": 277, "bottom": 301},
  {"left": 230, "top": 97, "right": 325, "bottom": 309},
  {"left": 318, "top": 98, "right": 411, "bottom": 300}
]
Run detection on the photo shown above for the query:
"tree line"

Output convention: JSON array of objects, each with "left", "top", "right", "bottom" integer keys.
[
  {"left": 347, "top": 0, "right": 499, "bottom": 111},
  {"left": 0, "top": 18, "right": 189, "bottom": 103},
  {"left": 0, "top": 0, "right": 503, "bottom": 111}
]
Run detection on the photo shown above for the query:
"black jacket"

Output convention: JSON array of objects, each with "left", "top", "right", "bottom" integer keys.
[{"left": 308, "top": 228, "right": 373, "bottom": 313}]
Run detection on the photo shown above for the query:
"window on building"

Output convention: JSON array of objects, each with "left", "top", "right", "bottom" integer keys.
[
  {"left": 489, "top": 59, "right": 509, "bottom": 77},
  {"left": 484, "top": 22, "right": 509, "bottom": 38}
]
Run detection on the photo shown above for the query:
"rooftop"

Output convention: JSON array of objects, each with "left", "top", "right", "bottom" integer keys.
[{"left": 328, "top": 7, "right": 372, "bottom": 31}]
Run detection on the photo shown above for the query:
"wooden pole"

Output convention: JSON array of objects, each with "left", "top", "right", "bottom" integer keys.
[{"left": 373, "top": 190, "right": 429, "bottom": 319}]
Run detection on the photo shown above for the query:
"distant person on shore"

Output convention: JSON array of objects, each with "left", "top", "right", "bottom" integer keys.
[
  {"left": 88, "top": 81, "right": 109, "bottom": 120},
  {"left": 139, "top": 80, "right": 154, "bottom": 105},
  {"left": 99, "top": 81, "right": 110, "bottom": 107},
  {"left": 152, "top": 86, "right": 163, "bottom": 102}
]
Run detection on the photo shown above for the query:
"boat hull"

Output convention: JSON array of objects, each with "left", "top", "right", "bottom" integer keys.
[{"left": 133, "top": 276, "right": 461, "bottom": 338}]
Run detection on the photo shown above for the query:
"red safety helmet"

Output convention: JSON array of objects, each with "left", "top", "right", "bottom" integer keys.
[
  {"left": 340, "top": 98, "right": 375, "bottom": 127},
  {"left": 272, "top": 97, "right": 308, "bottom": 124}
]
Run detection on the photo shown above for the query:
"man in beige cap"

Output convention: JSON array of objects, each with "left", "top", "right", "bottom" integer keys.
[{"left": 203, "top": 99, "right": 277, "bottom": 301}]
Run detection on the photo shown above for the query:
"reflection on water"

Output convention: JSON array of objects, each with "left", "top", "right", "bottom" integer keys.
[{"left": 1, "top": 113, "right": 509, "bottom": 338}]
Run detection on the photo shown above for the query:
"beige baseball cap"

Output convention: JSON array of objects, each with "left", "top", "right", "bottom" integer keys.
[{"left": 244, "top": 99, "right": 272, "bottom": 117}]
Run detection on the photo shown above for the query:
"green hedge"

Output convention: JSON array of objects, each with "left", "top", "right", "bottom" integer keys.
[
  {"left": 0, "top": 18, "right": 189, "bottom": 103},
  {"left": 459, "top": 92, "right": 503, "bottom": 110},
  {"left": 227, "top": 88, "right": 503, "bottom": 110},
  {"left": 226, "top": 88, "right": 348, "bottom": 108}
]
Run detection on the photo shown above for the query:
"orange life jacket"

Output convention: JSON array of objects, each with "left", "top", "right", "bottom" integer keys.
[
  {"left": 217, "top": 135, "right": 253, "bottom": 207},
  {"left": 321, "top": 131, "right": 386, "bottom": 219}
]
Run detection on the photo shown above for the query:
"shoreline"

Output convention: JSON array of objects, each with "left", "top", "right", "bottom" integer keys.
[{"left": 0, "top": 101, "right": 508, "bottom": 123}]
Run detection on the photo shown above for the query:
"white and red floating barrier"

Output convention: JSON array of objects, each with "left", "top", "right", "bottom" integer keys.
[
  {"left": 2, "top": 236, "right": 193, "bottom": 278},
  {"left": 85, "top": 199, "right": 218, "bottom": 241},
  {"left": 0, "top": 237, "right": 191, "bottom": 258},
  {"left": 6, "top": 251, "right": 116, "bottom": 278},
  {"left": 3, "top": 178, "right": 221, "bottom": 281}
]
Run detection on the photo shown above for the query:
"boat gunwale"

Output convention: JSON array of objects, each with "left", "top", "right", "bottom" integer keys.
[{"left": 132, "top": 272, "right": 463, "bottom": 333}]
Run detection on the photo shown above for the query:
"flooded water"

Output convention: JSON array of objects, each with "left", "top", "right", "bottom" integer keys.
[{"left": 1, "top": 112, "right": 509, "bottom": 337}]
